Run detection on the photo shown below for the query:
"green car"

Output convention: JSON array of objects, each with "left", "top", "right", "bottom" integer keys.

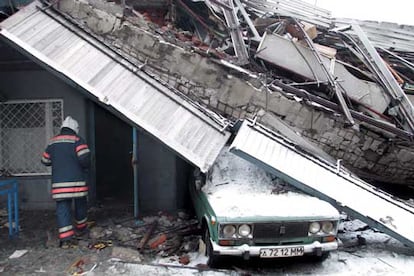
[{"left": 190, "top": 148, "right": 340, "bottom": 266}]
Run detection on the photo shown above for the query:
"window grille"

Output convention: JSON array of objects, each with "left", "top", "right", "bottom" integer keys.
[{"left": 0, "top": 100, "right": 63, "bottom": 176}]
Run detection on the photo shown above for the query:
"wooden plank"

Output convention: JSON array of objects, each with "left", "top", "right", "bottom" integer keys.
[{"left": 137, "top": 221, "right": 158, "bottom": 251}]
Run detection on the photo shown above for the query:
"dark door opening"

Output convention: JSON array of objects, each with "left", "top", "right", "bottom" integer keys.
[{"left": 94, "top": 105, "right": 133, "bottom": 204}]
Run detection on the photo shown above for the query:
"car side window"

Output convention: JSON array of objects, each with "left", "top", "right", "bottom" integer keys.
[{"left": 193, "top": 168, "right": 206, "bottom": 190}]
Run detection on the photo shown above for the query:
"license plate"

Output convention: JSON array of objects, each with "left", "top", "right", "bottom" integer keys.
[{"left": 260, "top": 246, "right": 304, "bottom": 258}]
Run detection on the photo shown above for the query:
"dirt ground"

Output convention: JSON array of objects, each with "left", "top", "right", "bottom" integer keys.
[
  {"left": 0, "top": 202, "right": 206, "bottom": 275},
  {"left": 2, "top": 203, "right": 414, "bottom": 276}
]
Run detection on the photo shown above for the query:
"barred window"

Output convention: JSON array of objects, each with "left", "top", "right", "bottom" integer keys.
[{"left": 0, "top": 100, "right": 63, "bottom": 176}]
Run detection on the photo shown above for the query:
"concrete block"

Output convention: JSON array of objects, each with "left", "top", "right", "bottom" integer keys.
[
  {"left": 361, "top": 137, "right": 373, "bottom": 151},
  {"left": 352, "top": 135, "right": 360, "bottom": 144},
  {"left": 397, "top": 148, "right": 414, "bottom": 163},
  {"left": 369, "top": 140, "right": 382, "bottom": 151},
  {"left": 111, "top": 246, "right": 142, "bottom": 263},
  {"left": 310, "top": 113, "right": 332, "bottom": 134},
  {"left": 344, "top": 131, "right": 354, "bottom": 140}
]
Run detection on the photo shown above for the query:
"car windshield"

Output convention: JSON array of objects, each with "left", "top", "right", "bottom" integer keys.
[{"left": 203, "top": 147, "right": 298, "bottom": 195}]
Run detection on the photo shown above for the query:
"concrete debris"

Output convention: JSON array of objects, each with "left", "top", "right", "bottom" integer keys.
[
  {"left": 46, "top": 0, "right": 414, "bottom": 186},
  {"left": 66, "top": 257, "right": 98, "bottom": 276},
  {"left": 68, "top": 209, "right": 200, "bottom": 259},
  {"left": 137, "top": 221, "right": 158, "bottom": 251},
  {"left": 89, "top": 226, "right": 106, "bottom": 240},
  {"left": 8, "top": 250, "right": 28, "bottom": 259},
  {"left": 178, "top": 254, "right": 190, "bottom": 265},
  {"left": 149, "top": 233, "right": 167, "bottom": 249},
  {"left": 0, "top": 208, "right": 7, "bottom": 229},
  {"left": 111, "top": 246, "right": 142, "bottom": 263}
]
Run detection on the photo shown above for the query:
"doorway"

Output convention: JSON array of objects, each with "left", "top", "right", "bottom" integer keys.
[{"left": 94, "top": 105, "right": 133, "bottom": 204}]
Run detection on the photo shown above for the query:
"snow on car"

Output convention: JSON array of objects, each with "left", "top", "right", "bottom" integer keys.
[{"left": 190, "top": 147, "right": 340, "bottom": 266}]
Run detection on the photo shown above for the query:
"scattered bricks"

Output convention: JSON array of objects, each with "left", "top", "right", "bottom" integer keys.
[
  {"left": 178, "top": 254, "right": 190, "bottom": 265},
  {"left": 352, "top": 135, "right": 361, "bottom": 144},
  {"left": 270, "top": 97, "right": 295, "bottom": 117},
  {"left": 338, "top": 129, "right": 347, "bottom": 138},
  {"left": 204, "top": 88, "right": 217, "bottom": 98},
  {"left": 378, "top": 157, "right": 391, "bottom": 165},
  {"left": 321, "top": 131, "right": 334, "bottom": 141},
  {"left": 329, "top": 149, "right": 338, "bottom": 157},
  {"left": 284, "top": 103, "right": 303, "bottom": 124},
  {"left": 246, "top": 105, "right": 257, "bottom": 113},
  {"left": 353, "top": 147, "right": 363, "bottom": 156},
  {"left": 293, "top": 108, "right": 314, "bottom": 129},
  {"left": 367, "top": 162, "right": 375, "bottom": 169},
  {"left": 149, "top": 234, "right": 167, "bottom": 249},
  {"left": 397, "top": 148, "right": 414, "bottom": 163},
  {"left": 354, "top": 157, "right": 368, "bottom": 168},
  {"left": 192, "top": 86, "right": 205, "bottom": 96},
  {"left": 338, "top": 143, "right": 347, "bottom": 151},
  {"left": 200, "top": 98, "right": 211, "bottom": 107},
  {"left": 362, "top": 136, "right": 373, "bottom": 151},
  {"left": 137, "top": 221, "right": 158, "bottom": 251},
  {"left": 344, "top": 131, "right": 354, "bottom": 141},
  {"left": 349, "top": 154, "right": 358, "bottom": 164},
  {"left": 89, "top": 226, "right": 106, "bottom": 240},
  {"left": 310, "top": 113, "right": 332, "bottom": 134},
  {"left": 111, "top": 246, "right": 142, "bottom": 263},
  {"left": 177, "top": 84, "right": 189, "bottom": 94},
  {"left": 369, "top": 140, "right": 382, "bottom": 152}
]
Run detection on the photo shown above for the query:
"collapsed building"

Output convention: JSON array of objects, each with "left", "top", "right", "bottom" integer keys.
[
  {"left": 2, "top": 0, "right": 414, "bottom": 249},
  {"left": 48, "top": 0, "right": 414, "bottom": 186}
]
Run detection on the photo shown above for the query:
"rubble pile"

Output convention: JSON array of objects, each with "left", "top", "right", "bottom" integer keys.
[
  {"left": 51, "top": 0, "right": 414, "bottom": 186},
  {"left": 83, "top": 210, "right": 201, "bottom": 261},
  {"left": 0, "top": 208, "right": 207, "bottom": 274},
  {"left": 0, "top": 208, "right": 7, "bottom": 230}
]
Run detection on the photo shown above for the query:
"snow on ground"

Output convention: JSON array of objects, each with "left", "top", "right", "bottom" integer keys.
[{"left": 147, "top": 219, "right": 414, "bottom": 275}]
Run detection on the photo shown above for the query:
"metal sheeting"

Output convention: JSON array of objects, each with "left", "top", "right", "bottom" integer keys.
[
  {"left": 336, "top": 19, "right": 414, "bottom": 52},
  {"left": 230, "top": 120, "right": 414, "bottom": 248},
  {"left": 242, "top": 0, "right": 414, "bottom": 52},
  {"left": 256, "top": 32, "right": 390, "bottom": 113},
  {"left": 0, "top": 2, "right": 230, "bottom": 172},
  {"left": 241, "top": 0, "right": 333, "bottom": 28}
]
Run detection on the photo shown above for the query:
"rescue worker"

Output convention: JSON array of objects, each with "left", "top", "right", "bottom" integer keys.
[{"left": 41, "top": 116, "right": 91, "bottom": 248}]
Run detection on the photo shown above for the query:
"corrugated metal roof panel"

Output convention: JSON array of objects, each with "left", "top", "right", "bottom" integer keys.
[
  {"left": 335, "top": 19, "right": 414, "bottom": 52},
  {"left": 230, "top": 120, "right": 414, "bottom": 248},
  {"left": 242, "top": 0, "right": 414, "bottom": 52},
  {"left": 0, "top": 1, "right": 230, "bottom": 172},
  {"left": 242, "top": 0, "right": 333, "bottom": 28}
]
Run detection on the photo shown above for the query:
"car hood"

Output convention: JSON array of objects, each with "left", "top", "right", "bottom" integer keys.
[
  {"left": 205, "top": 189, "right": 339, "bottom": 219},
  {"left": 202, "top": 149, "right": 339, "bottom": 219}
]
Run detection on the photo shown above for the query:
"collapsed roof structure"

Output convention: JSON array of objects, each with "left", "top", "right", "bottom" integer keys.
[
  {"left": 3, "top": 0, "right": 414, "bottom": 184},
  {"left": 3, "top": 0, "right": 414, "bottom": 248},
  {"left": 40, "top": 0, "right": 414, "bottom": 186},
  {"left": 2, "top": 0, "right": 414, "bottom": 182}
]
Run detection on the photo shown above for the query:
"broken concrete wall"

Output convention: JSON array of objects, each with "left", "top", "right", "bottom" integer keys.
[{"left": 56, "top": 0, "right": 414, "bottom": 185}]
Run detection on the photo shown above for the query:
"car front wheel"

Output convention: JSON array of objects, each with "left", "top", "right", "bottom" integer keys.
[
  {"left": 311, "top": 252, "right": 330, "bottom": 262},
  {"left": 203, "top": 226, "right": 219, "bottom": 267}
]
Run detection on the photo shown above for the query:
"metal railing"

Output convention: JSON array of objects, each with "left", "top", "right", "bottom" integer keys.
[
  {"left": 0, "top": 99, "right": 63, "bottom": 176},
  {"left": 0, "top": 178, "right": 18, "bottom": 238}
]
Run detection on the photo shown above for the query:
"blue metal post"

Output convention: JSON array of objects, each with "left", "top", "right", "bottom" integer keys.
[
  {"left": 13, "top": 181, "right": 18, "bottom": 236},
  {"left": 0, "top": 179, "right": 19, "bottom": 237},
  {"left": 133, "top": 128, "right": 139, "bottom": 218},
  {"left": 7, "top": 190, "right": 12, "bottom": 237}
]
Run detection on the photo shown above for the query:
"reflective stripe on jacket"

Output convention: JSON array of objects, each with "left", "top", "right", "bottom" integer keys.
[{"left": 41, "top": 127, "right": 91, "bottom": 199}]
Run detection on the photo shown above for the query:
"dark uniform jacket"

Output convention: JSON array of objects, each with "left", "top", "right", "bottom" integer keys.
[{"left": 41, "top": 127, "right": 91, "bottom": 200}]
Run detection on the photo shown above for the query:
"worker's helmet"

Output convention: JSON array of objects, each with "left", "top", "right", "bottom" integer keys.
[{"left": 61, "top": 116, "right": 79, "bottom": 134}]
